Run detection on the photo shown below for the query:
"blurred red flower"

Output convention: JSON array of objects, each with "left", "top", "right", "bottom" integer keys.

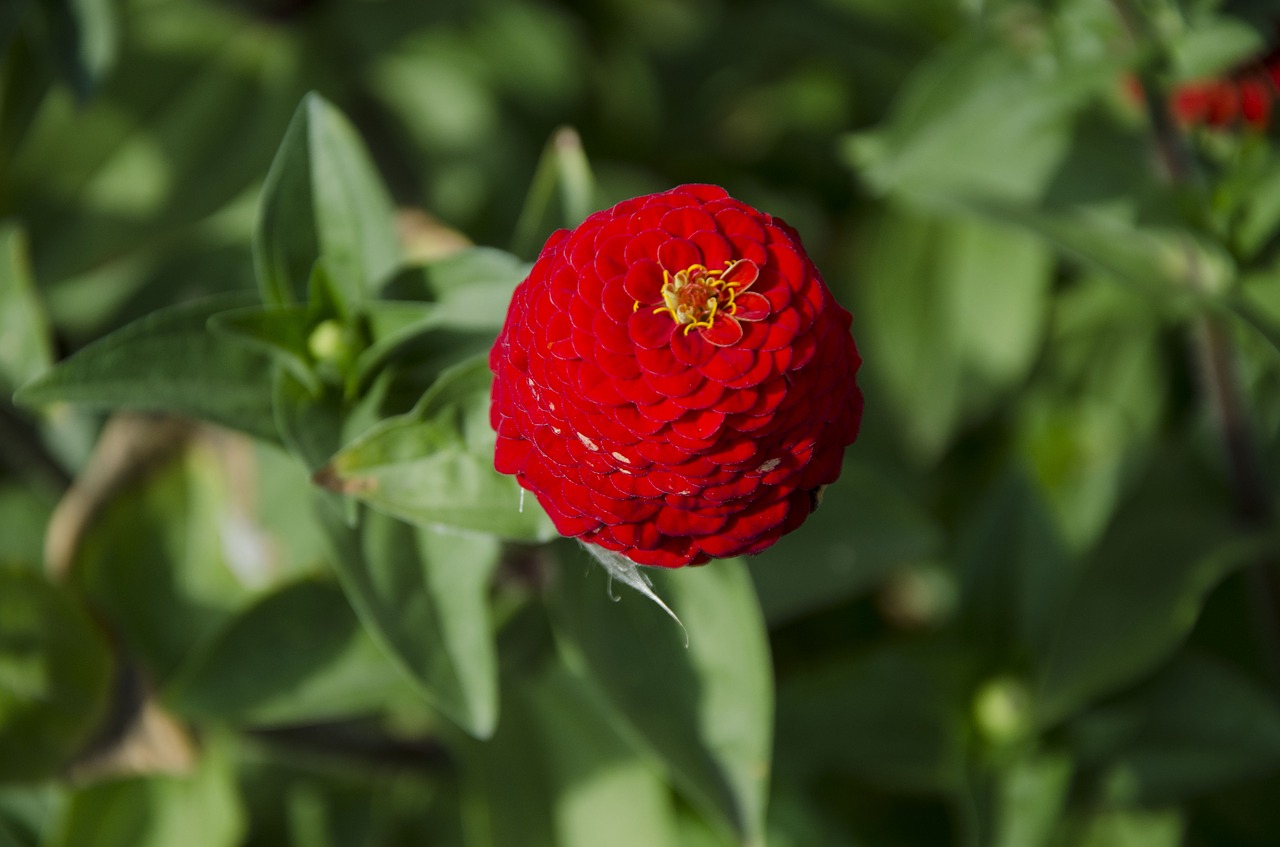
[{"left": 489, "top": 184, "right": 863, "bottom": 567}]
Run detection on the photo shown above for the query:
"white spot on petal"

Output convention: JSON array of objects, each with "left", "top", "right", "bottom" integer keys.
[
  {"left": 577, "top": 433, "right": 599, "bottom": 451},
  {"left": 757, "top": 458, "right": 781, "bottom": 474},
  {"left": 611, "top": 451, "right": 631, "bottom": 464}
]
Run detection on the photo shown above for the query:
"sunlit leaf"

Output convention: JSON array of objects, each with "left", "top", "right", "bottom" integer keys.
[
  {"left": 255, "top": 92, "right": 401, "bottom": 314},
  {"left": 550, "top": 553, "right": 772, "bottom": 846},
  {"left": 317, "top": 503, "right": 502, "bottom": 738},
  {"left": 0, "top": 221, "right": 52, "bottom": 390},
  {"left": 319, "top": 356, "right": 556, "bottom": 543}
]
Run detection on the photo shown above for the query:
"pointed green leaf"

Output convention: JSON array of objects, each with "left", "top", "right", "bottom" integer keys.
[
  {"left": 1070, "top": 654, "right": 1280, "bottom": 803},
  {"left": 550, "top": 555, "right": 773, "bottom": 846},
  {"left": 854, "top": 205, "right": 1052, "bottom": 462},
  {"left": 320, "top": 356, "right": 556, "bottom": 543},
  {"left": 512, "top": 127, "right": 598, "bottom": 258},
  {"left": 164, "top": 577, "right": 421, "bottom": 726},
  {"left": 0, "top": 568, "right": 113, "bottom": 781},
  {"left": 528, "top": 665, "right": 678, "bottom": 847},
  {"left": 1032, "top": 454, "right": 1253, "bottom": 726},
  {"left": 13, "top": 295, "right": 278, "bottom": 442},
  {"left": 318, "top": 503, "right": 502, "bottom": 738},
  {"left": 209, "top": 304, "right": 320, "bottom": 397},
  {"left": 381, "top": 247, "right": 529, "bottom": 330},
  {"left": 255, "top": 93, "right": 400, "bottom": 312},
  {"left": 0, "top": 221, "right": 53, "bottom": 390}
]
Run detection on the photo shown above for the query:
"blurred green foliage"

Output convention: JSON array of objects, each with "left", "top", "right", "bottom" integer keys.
[{"left": 5, "top": 0, "right": 1280, "bottom": 845}]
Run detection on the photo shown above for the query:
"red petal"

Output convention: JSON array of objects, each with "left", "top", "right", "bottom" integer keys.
[
  {"left": 724, "top": 349, "right": 774, "bottom": 388},
  {"left": 656, "top": 506, "right": 727, "bottom": 537},
  {"left": 762, "top": 308, "right": 801, "bottom": 350},
  {"left": 661, "top": 207, "right": 717, "bottom": 237},
  {"left": 657, "top": 238, "right": 701, "bottom": 273},
  {"left": 673, "top": 184, "right": 730, "bottom": 203},
  {"left": 767, "top": 242, "right": 806, "bottom": 288},
  {"left": 670, "top": 328, "right": 716, "bottom": 366},
  {"left": 721, "top": 259, "right": 760, "bottom": 291},
  {"left": 671, "top": 408, "right": 725, "bottom": 441},
  {"left": 577, "top": 360, "right": 626, "bottom": 405},
  {"left": 602, "top": 278, "right": 636, "bottom": 322},
  {"left": 629, "top": 308, "right": 676, "bottom": 349},
  {"left": 635, "top": 343, "right": 686, "bottom": 377},
  {"left": 700, "top": 316, "right": 744, "bottom": 347},
  {"left": 594, "top": 235, "right": 629, "bottom": 281},
  {"left": 614, "top": 375, "right": 666, "bottom": 406},
  {"left": 714, "top": 208, "right": 766, "bottom": 241},
  {"left": 624, "top": 229, "right": 671, "bottom": 264},
  {"left": 594, "top": 311, "right": 633, "bottom": 354},
  {"left": 701, "top": 348, "right": 755, "bottom": 383},
  {"left": 494, "top": 436, "right": 532, "bottom": 474},
  {"left": 645, "top": 367, "right": 705, "bottom": 397},
  {"left": 732, "top": 291, "right": 770, "bottom": 321},
  {"left": 728, "top": 234, "right": 768, "bottom": 267},
  {"left": 691, "top": 231, "right": 732, "bottom": 269},
  {"left": 623, "top": 259, "right": 665, "bottom": 303},
  {"left": 595, "top": 347, "right": 642, "bottom": 380},
  {"left": 670, "top": 378, "right": 725, "bottom": 410}
]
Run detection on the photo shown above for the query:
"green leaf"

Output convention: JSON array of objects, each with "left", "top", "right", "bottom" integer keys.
[
  {"left": 1031, "top": 454, "right": 1249, "bottom": 726},
  {"left": 774, "top": 644, "right": 965, "bottom": 792},
  {"left": 317, "top": 503, "right": 502, "bottom": 738},
  {"left": 255, "top": 92, "right": 400, "bottom": 312},
  {"left": 525, "top": 664, "right": 678, "bottom": 847},
  {"left": 1070, "top": 654, "right": 1280, "bottom": 803},
  {"left": 13, "top": 295, "right": 279, "bottom": 442},
  {"left": 41, "top": 0, "right": 117, "bottom": 100},
  {"left": 0, "top": 785, "right": 64, "bottom": 847},
  {"left": 512, "top": 127, "right": 597, "bottom": 259},
  {"left": 846, "top": 21, "right": 1115, "bottom": 206},
  {"left": 549, "top": 554, "right": 773, "bottom": 846},
  {"left": 1061, "top": 808, "right": 1183, "bottom": 847},
  {"left": 383, "top": 247, "right": 529, "bottom": 330},
  {"left": 854, "top": 205, "right": 1052, "bottom": 462},
  {"left": 454, "top": 677, "right": 557, "bottom": 847},
  {"left": 956, "top": 468, "right": 1074, "bottom": 663},
  {"left": 0, "top": 568, "right": 113, "bottom": 781},
  {"left": 209, "top": 304, "right": 321, "bottom": 397},
  {"left": 164, "top": 577, "right": 421, "bottom": 726},
  {"left": 47, "top": 742, "right": 244, "bottom": 847},
  {"left": 319, "top": 356, "right": 557, "bottom": 543},
  {"left": 991, "top": 752, "right": 1073, "bottom": 847},
  {"left": 0, "top": 221, "right": 52, "bottom": 390},
  {"left": 0, "top": 487, "right": 55, "bottom": 571},
  {"left": 73, "top": 441, "right": 255, "bottom": 682},
  {"left": 748, "top": 457, "right": 942, "bottom": 625}
]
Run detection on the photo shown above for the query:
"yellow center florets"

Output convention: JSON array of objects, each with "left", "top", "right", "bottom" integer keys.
[{"left": 651, "top": 263, "right": 744, "bottom": 334}]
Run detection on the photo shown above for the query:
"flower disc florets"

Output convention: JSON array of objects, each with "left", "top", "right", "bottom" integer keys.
[{"left": 489, "top": 184, "right": 863, "bottom": 567}]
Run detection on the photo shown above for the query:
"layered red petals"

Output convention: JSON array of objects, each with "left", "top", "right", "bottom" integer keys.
[{"left": 489, "top": 183, "right": 863, "bottom": 567}]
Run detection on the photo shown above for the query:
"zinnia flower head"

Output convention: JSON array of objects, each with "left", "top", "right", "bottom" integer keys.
[{"left": 489, "top": 184, "right": 862, "bottom": 567}]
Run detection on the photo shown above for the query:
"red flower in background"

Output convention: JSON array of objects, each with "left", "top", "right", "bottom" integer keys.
[
  {"left": 489, "top": 184, "right": 862, "bottom": 567},
  {"left": 1168, "top": 40, "right": 1280, "bottom": 130}
]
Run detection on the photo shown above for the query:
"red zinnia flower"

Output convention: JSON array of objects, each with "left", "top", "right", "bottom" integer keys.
[{"left": 489, "top": 184, "right": 862, "bottom": 567}]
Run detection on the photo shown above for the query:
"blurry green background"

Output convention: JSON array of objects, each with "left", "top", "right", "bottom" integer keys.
[{"left": 6, "top": 0, "right": 1280, "bottom": 845}]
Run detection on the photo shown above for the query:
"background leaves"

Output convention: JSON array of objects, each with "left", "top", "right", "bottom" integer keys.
[{"left": 6, "top": 0, "right": 1280, "bottom": 845}]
